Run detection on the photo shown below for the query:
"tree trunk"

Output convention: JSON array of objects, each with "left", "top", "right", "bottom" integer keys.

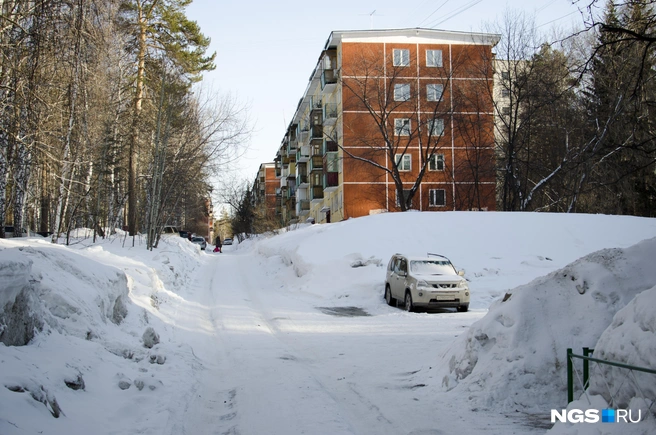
[{"left": 127, "top": 1, "right": 148, "bottom": 237}]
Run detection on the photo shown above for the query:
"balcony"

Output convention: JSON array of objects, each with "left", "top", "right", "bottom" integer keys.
[
  {"left": 309, "top": 155, "right": 323, "bottom": 172},
  {"left": 296, "top": 145, "right": 310, "bottom": 162},
  {"left": 310, "top": 124, "right": 323, "bottom": 142},
  {"left": 297, "top": 173, "right": 309, "bottom": 187},
  {"left": 298, "top": 130, "right": 309, "bottom": 146},
  {"left": 288, "top": 138, "right": 298, "bottom": 154},
  {"left": 324, "top": 151, "right": 339, "bottom": 173},
  {"left": 324, "top": 172, "right": 338, "bottom": 192},
  {"left": 321, "top": 69, "right": 337, "bottom": 92},
  {"left": 323, "top": 104, "right": 338, "bottom": 126},
  {"left": 296, "top": 200, "right": 310, "bottom": 216},
  {"left": 310, "top": 185, "right": 324, "bottom": 201}
]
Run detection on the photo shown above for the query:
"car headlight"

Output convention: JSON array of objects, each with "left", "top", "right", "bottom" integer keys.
[
  {"left": 458, "top": 280, "right": 468, "bottom": 288},
  {"left": 416, "top": 280, "right": 429, "bottom": 289}
]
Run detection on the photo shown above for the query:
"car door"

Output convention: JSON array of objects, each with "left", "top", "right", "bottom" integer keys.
[{"left": 390, "top": 257, "right": 406, "bottom": 299}]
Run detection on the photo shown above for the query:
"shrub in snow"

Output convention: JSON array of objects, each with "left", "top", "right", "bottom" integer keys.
[
  {"left": 133, "top": 377, "right": 163, "bottom": 391},
  {"left": 116, "top": 373, "right": 132, "bottom": 390},
  {"left": 64, "top": 374, "right": 85, "bottom": 391},
  {"left": 142, "top": 327, "right": 159, "bottom": 348},
  {"left": 437, "top": 238, "right": 656, "bottom": 413},
  {"left": 149, "top": 354, "right": 166, "bottom": 364}
]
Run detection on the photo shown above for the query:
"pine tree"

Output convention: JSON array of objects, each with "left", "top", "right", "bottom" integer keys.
[{"left": 118, "top": 0, "right": 215, "bottom": 236}]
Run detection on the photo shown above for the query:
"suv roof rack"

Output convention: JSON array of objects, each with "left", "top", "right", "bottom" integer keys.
[{"left": 427, "top": 252, "right": 449, "bottom": 259}]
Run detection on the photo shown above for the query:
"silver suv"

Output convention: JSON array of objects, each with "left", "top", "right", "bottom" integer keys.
[{"left": 385, "top": 253, "right": 470, "bottom": 312}]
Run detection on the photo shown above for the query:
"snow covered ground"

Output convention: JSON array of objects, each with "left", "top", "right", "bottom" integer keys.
[{"left": 1, "top": 211, "right": 655, "bottom": 435}]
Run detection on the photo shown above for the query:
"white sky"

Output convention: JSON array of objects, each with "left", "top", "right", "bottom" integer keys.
[{"left": 186, "top": 0, "right": 588, "bottom": 185}]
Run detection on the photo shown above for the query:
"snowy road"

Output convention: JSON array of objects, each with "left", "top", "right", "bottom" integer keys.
[{"left": 173, "top": 248, "right": 546, "bottom": 435}]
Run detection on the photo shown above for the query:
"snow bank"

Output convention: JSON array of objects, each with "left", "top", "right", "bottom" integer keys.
[
  {"left": 436, "top": 237, "right": 656, "bottom": 413},
  {"left": 588, "top": 284, "right": 656, "bottom": 409},
  {"left": 0, "top": 235, "right": 205, "bottom": 435},
  {"left": 0, "top": 251, "right": 42, "bottom": 346}
]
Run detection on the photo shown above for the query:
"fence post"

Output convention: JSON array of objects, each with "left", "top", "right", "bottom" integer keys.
[
  {"left": 583, "top": 347, "right": 592, "bottom": 389},
  {"left": 567, "top": 348, "right": 573, "bottom": 403}
]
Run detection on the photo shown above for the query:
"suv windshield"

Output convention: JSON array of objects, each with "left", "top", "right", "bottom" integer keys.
[{"left": 410, "top": 260, "right": 455, "bottom": 275}]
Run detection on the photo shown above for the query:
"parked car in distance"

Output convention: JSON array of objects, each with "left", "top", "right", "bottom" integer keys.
[
  {"left": 385, "top": 253, "right": 469, "bottom": 312},
  {"left": 179, "top": 230, "right": 190, "bottom": 238},
  {"left": 3, "top": 226, "right": 26, "bottom": 238},
  {"left": 191, "top": 236, "right": 207, "bottom": 250},
  {"left": 223, "top": 237, "right": 233, "bottom": 245},
  {"left": 162, "top": 226, "right": 178, "bottom": 235}
]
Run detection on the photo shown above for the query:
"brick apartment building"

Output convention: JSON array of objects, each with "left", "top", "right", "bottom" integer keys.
[
  {"left": 269, "top": 28, "right": 500, "bottom": 225},
  {"left": 252, "top": 162, "right": 278, "bottom": 219}
]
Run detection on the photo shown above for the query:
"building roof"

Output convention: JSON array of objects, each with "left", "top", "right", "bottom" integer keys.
[{"left": 324, "top": 27, "right": 501, "bottom": 49}]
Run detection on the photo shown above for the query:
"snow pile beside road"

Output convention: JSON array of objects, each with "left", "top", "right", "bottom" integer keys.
[
  {"left": 0, "top": 245, "right": 129, "bottom": 344},
  {"left": 0, "top": 235, "right": 205, "bottom": 435},
  {"left": 436, "top": 237, "right": 656, "bottom": 413},
  {"left": 588, "top": 284, "right": 656, "bottom": 408}
]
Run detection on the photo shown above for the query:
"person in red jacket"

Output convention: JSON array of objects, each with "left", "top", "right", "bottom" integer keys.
[{"left": 213, "top": 235, "right": 222, "bottom": 253}]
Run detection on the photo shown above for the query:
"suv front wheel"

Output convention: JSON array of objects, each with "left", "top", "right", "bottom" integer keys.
[
  {"left": 404, "top": 292, "right": 414, "bottom": 312},
  {"left": 385, "top": 285, "right": 396, "bottom": 306}
]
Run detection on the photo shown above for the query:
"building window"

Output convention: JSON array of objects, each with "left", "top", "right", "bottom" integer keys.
[
  {"left": 501, "top": 71, "right": 510, "bottom": 80},
  {"left": 427, "top": 118, "right": 444, "bottom": 137},
  {"left": 393, "top": 49, "right": 410, "bottom": 66},
  {"left": 396, "top": 189, "right": 413, "bottom": 207},
  {"left": 502, "top": 106, "right": 510, "bottom": 115},
  {"left": 394, "top": 118, "right": 411, "bottom": 136},
  {"left": 426, "top": 49, "right": 443, "bottom": 67},
  {"left": 395, "top": 154, "right": 411, "bottom": 171},
  {"left": 426, "top": 83, "right": 443, "bottom": 102},
  {"left": 501, "top": 89, "right": 510, "bottom": 98},
  {"left": 429, "top": 189, "right": 446, "bottom": 206},
  {"left": 429, "top": 153, "right": 445, "bottom": 171},
  {"left": 394, "top": 83, "right": 411, "bottom": 101}
]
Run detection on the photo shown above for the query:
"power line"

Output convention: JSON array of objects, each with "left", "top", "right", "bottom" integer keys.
[
  {"left": 418, "top": 0, "right": 450, "bottom": 27},
  {"left": 536, "top": 0, "right": 559, "bottom": 13},
  {"left": 427, "top": 0, "right": 484, "bottom": 28},
  {"left": 537, "top": 9, "right": 578, "bottom": 28}
]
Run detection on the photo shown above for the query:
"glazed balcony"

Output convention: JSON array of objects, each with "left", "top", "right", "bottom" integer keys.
[
  {"left": 298, "top": 200, "right": 310, "bottom": 212},
  {"left": 321, "top": 69, "right": 337, "bottom": 92},
  {"left": 323, "top": 103, "right": 338, "bottom": 125},
  {"left": 324, "top": 172, "right": 338, "bottom": 192},
  {"left": 296, "top": 173, "right": 309, "bottom": 187},
  {"left": 296, "top": 145, "right": 310, "bottom": 163},
  {"left": 309, "top": 155, "right": 323, "bottom": 172},
  {"left": 310, "top": 124, "right": 323, "bottom": 144},
  {"left": 323, "top": 151, "right": 339, "bottom": 174},
  {"left": 310, "top": 185, "right": 324, "bottom": 201}
]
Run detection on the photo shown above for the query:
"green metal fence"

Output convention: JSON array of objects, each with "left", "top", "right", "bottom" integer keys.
[{"left": 567, "top": 347, "right": 656, "bottom": 417}]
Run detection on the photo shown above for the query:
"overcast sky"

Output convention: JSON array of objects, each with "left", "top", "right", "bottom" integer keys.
[{"left": 186, "top": 0, "right": 589, "bottom": 187}]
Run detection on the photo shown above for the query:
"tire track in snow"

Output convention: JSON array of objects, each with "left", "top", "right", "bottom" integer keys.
[{"left": 222, "top": 251, "right": 404, "bottom": 435}]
